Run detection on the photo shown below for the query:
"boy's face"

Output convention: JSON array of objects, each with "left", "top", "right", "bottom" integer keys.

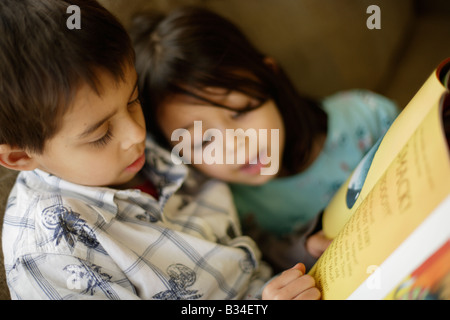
[{"left": 30, "top": 66, "right": 146, "bottom": 187}]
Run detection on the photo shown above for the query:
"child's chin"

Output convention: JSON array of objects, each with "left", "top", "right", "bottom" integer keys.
[
  {"left": 235, "top": 172, "right": 276, "bottom": 186},
  {"left": 108, "top": 172, "right": 140, "bottom": 189}
]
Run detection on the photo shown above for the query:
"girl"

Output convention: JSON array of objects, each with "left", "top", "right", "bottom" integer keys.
[{"left": 130, "top": 7, "right": 399, "bottom": 271}]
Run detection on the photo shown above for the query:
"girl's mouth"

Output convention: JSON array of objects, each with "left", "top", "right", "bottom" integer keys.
[{"left": 239, "top": 157, "right": 266, "bottom": 175}]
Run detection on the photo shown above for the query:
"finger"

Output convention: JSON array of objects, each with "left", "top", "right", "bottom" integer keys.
[
  {"left": 267, "top": 269, "right": 301, "bottom": 291},
  {"left": 307, "top": 232, "right": 333, "bottom": 257},
  {"left": 270, "top": 274, "right": 317, "bottom": 300},
  {"left": 291, "top": 263, "right": 306, "bottom": 275},
  {"left": 293, "top": 286, "right": 322, "bottom": 300},
  {"left": 317, "top": 231, "right": 333, "bottom": 247},
  {"left": 263, "top": 267, "right": 304, "bottom": 299}
]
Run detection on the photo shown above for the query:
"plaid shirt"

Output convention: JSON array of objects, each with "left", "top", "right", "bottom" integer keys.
[{"left": 2, "top": 137, "right": 271, "bottom": 300}]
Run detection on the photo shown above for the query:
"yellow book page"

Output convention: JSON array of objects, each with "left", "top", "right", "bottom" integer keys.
[
  {"left": 309, "top": 99, "right": 450, "bottom": 300},
  {"left": 323, "top": 66, "right": 448, "bottom": 238}
]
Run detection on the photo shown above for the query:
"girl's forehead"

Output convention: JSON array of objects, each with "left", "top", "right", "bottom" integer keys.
[
  {"left": 166, "top": 87, "right": 255, "bottom": 112},
  {"left": 175, "top": 68, "right": 262, "bottom": 94}
]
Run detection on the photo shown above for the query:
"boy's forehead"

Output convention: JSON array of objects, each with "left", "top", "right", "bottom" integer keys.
[
  {"left": 71, "top": 66, "right": 137, "bottom": 109},
  {"left": 62, "top": 67, "right": 138, "bottom": 130}
]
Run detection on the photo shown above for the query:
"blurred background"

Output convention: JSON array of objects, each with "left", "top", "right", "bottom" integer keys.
[{"left": 99, "top": 0, "right": 450, "bottom": 108}]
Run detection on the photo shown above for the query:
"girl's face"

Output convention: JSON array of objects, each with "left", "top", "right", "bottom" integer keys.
[{"left": 157, "top": 87, "right": 285, "bottom": 185}]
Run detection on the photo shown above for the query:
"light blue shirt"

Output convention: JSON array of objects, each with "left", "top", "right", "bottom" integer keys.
[
  {"left": 230, "top": 90, "right": 399, "bottom": 236},
  {"left": 2, "top": 136, "right": 271, "bottom": 300}
]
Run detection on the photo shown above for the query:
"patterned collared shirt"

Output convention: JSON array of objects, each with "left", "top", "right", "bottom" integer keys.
[{"left": 2, "top": 137, "right": 271, "bottom": 300}]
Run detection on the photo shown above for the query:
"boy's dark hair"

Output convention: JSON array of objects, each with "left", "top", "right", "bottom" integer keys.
[
  {"left": 0, "top": 0, "right": 134, "bottom": 154},
  {"left": 131, "top": 6, "right": 327, "bottom": 174}
]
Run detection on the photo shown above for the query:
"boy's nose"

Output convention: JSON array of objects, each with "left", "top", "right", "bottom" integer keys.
[{"left": 121, "top": 116, "right": 146, "bottom": 151}]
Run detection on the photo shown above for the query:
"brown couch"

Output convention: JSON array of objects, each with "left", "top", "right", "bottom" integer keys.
[{"left": 1, "top": 0, "right": 449, "bottom": 300}]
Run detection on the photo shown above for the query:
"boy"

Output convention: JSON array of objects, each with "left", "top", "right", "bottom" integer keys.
[{"left": 0, "top": 0, "right": 319, "bottom": 299}]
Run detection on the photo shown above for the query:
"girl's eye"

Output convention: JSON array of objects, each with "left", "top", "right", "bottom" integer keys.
[
  {"left": 231, "top": 110, "right": 247, "bottom": 119},
  {"left": 231, "top": 100, "right": 263, "bottom": 119},
  {"left": 89, "top": 128, "right": 113, "bottom": 148},
  {"left": 191, "top": 133, "right": 214, "bottom": 150},
  {"left": 193, "top": 137, "right": 212, "bottom": 149},
  {"left": 202, "top": 137, "right": 213, "bottom": 147}
]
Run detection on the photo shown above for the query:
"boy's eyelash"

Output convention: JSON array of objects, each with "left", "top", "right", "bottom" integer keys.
[
  {"left": 90, "top": 127, "right": 113, "bottom": 148},
  {"left": 128, "top": 96, "right": 141, "bottom": 106},
  {"left": 88, "top": 97, "right": 139, "bottom": 149}
]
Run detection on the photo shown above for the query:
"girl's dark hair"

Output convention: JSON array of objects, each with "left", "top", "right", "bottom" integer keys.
[
  {"left": 0, "top": 0, "right": 134, "bottom": 154},
  {"left": 131, "top": 6, "right": 327, "bottom": 174}
]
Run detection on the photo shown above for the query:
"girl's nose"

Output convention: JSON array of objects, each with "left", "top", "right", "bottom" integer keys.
[{"left": 224, "top": 128, "right": 257, "bottom": 164}]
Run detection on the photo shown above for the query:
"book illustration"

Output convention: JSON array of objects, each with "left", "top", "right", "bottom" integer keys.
[
  {"left": 345, "top": 135, "right": 383, "bottom": 209},
  {"left": 386, "top": 240, "right": 450, "bottom": 300}
]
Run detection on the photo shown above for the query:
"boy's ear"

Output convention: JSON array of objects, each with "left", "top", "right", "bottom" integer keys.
[
  {"left": 263, "top": 56, "right": 279, "bottom": 73},
  {"left": 0, "top": 144, "right": 38, "bottom": 171}
]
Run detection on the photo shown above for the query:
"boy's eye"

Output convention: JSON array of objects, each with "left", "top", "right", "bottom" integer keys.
[
  {"left": 89, "top": 127, "right": 113, "bottom": 148},
  {"left": 128, "top": 96, "right": 141, "bottom": 107}
]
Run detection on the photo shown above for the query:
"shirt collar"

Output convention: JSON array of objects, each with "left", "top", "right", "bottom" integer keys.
[{"left": 24, "top": 135, "right": 188, "bottom": 220}]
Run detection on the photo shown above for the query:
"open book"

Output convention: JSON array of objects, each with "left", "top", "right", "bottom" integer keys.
[{"left": 308, "top": 58, "right": 450, "bottom": 300}]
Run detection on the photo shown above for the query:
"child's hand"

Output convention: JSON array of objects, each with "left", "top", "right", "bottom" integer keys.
[
  {"left": 262, "top": 263, "right": 321, "bottom": 300},
  {"left": 306, "top": 230, "right": 332, "bottom": 258}
]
